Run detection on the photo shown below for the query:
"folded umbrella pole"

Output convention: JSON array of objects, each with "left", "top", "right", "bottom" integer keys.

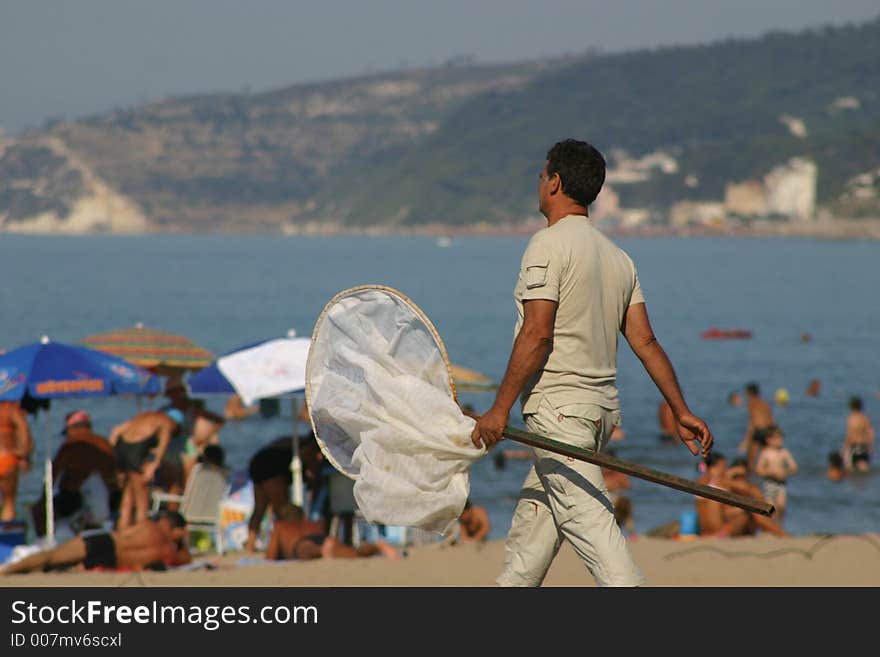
[{"left": 502, "top": 424, "right": 775, "bottom": 517}]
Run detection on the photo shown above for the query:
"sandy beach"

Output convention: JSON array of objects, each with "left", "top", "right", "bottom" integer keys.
[{"left": 3, "top": 535, "right": 879, "bottom": 587}]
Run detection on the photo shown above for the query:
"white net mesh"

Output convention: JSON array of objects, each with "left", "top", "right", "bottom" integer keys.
[{"left": 306, "top": 286, "right": 483, "bottom": 535}]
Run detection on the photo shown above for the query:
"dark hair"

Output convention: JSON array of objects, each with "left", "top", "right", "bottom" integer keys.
[
  {"left": 153, "top": 509, "right": 186, "bottom": 529},
  {"left": 545, "top": 139, "right": 606, "bottom": 207},
  {"left": 745, "top": 382, "right": 760, "bottom": 396},
  {"left": 704, "top": 452, "right": 726, "bottom": 468},
  {"left": 849, "top": 396, "right": 863, "bottom": 411},
  {"left": 201, "top": 444, "right": 225, "bottom": 468},
  {"left": 828, "top": 451, "right": 844, "bottom": 468},
  {"left": 731, "top": 457, "right": 749, "bottom": 470}
]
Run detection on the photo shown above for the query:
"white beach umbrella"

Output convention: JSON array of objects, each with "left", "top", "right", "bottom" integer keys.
[{"left": 214, "top": 334, "right": 312, "bottom": 507}]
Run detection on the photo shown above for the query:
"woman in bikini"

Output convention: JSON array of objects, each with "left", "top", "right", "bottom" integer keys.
[{"left": 0, "top": 401, "right": 33, "bottom": 521}]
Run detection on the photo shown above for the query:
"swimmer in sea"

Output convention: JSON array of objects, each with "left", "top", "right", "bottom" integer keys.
[
  {"left": 842, "top": 396, "right": 875, "bottom": 473},
  {"left": 737, "top": 382, "right": 776, "bottom": 472}
]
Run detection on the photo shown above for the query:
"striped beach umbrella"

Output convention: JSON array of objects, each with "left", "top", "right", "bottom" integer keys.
[{"left": 81, "top": 323, "right": 215, "bottom": 374}]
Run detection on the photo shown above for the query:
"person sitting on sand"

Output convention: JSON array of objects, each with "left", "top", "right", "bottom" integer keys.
[
  {"left": 696, "top": 453, "right": 787, "bottom": 539},
  {"left": 265, "top": 504, "right": 399, "bottom": 561},
  {"left": 2, "top": 510, "right": 190, "bottom": 575},
  {"left": 842, "top": 396, "right": 875, "bottom": 472},
  {"left": 31, "top": 410, "right": 120, "bottom": 537},
  {"left": 754, "top": 426, "right": 797, "bottom": 522},
  {"left": 458, "top": 499, "right": 491, "bottom": 543}
]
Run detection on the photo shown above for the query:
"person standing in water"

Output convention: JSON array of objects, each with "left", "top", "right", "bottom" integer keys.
[
  {"left": 842, "top": 396, "right": 875, "bottom": 472},
  {"left": 754, "top": 426, "right": 798, "bottom": 522},
  {"left": 738, "top": 382, "right": 776, "bottom": 471}
]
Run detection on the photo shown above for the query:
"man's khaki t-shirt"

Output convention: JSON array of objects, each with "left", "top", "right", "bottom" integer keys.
[{"left": 514, "top": 214, "right": 645, "bottom": 414}]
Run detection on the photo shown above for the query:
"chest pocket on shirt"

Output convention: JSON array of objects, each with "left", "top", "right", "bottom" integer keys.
[{"left": 525, "top": 261, "right": 549, "bottom": 289}]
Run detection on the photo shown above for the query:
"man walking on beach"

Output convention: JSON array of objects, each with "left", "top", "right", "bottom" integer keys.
[{"left": 471, "top": 138, "right": 713, "bottom": 587}]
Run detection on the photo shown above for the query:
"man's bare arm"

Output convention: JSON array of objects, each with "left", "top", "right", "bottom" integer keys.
[
  {"left": 470, "top": 299, "right": 557, "bottom": 448},
  {"left": 622, "top": 302, "right": 713, "bottom": 456}
]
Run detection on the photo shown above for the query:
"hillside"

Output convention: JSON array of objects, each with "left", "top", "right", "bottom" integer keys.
[
  {"left": 0, "top": 60, "right": 558, "bottom": 232},
  {"left": 311, "top": 17, "right": 880, "bottom": 227},
  {"left": 1, "top": 16, "right": 878, "bottom": 233}
]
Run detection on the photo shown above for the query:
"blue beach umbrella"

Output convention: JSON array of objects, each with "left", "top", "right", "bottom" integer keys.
[{"left": 0, "top": 336, "right": 161, "bottom": 544}]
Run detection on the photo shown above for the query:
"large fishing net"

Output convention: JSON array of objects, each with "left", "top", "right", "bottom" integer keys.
[{"left": 305, "top": 286, "right": 483, "bottom": 534}]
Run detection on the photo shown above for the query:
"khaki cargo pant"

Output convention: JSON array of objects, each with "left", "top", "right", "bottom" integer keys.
[{"left": 497, "top": 397, "right": 645, "bottom": 587}]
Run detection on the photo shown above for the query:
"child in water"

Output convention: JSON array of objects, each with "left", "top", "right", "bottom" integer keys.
[{"left": 754, "top": 426, "right": 798, "bottom": 521}]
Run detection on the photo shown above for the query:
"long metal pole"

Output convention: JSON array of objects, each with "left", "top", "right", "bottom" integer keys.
[
  {"left": 503, "top": 424, "right": 775, "bottom": 517},
  {"left": 44, "top": 407, "right": 55, "bottom": 545},
  {"left": 290, "top": 397, "right": 304, "bottom": 509}
]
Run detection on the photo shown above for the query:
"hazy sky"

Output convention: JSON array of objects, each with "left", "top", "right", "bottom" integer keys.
[{"left": 2, "top": 0, "right": 878, "bottom": 133}]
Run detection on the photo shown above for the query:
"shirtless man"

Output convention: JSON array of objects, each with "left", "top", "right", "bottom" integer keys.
[
  {"left": 0, "top": 401, "right": 33, "bottom": 521},
  {"left": 2, "top": 510, "right": 190, "bottom": 575},
  {"left": 696, "top": 454, "right": 787, "bottom": 538},
  {"left": 754, "top": 426, "right": 798, "bottom": 521},
  {"left": 31, "top": 410, "right": 119, "bottom": 537},
  {"left": 108, "top": 408, "right": 183, "bottom": 529},
  {"left": 658, "top": 399, "right": 676, "bottom": 443},
  {"left": 738, "top": 383, "right": 776, "bottom": 471},
  {"left": 458, "top": 500, "right": 491, "bottom": 543},
  {"left": 843, "top": 396, "right": 875, "bottom": 472},
  {"left": 265, "top": 504, "right": 399, "bottom": 560}
]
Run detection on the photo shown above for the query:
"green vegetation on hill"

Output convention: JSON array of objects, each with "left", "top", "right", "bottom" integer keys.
[
  {"left": 313, "top": 17, "right": 880, "bottom": 225},
  {"left": 1, "top": 17, "right": 878, "bottom": 232}
]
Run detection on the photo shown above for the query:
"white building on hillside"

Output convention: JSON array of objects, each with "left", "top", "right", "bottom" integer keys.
[{"left": 764, "top": 157, "right": 817, "bottom": 221}]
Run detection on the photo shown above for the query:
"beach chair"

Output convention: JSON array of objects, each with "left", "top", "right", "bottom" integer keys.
[{"left": 151, "top": 463, "right": 230, "bottom": 555}]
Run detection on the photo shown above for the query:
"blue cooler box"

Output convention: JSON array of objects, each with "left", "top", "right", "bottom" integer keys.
[{"left": 0, "top": 520, "right": 27, "bottom": 563}]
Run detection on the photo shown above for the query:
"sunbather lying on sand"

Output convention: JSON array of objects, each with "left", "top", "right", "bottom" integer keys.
[
  {"left": 266, "top": 504, "right": 400, "bottom": 561},
  {"left": 2, "top": 510, "right": 190, "bottom": 575}
]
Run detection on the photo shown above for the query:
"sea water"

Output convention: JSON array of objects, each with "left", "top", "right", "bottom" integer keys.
[{"left": 0, "top": 233, "right": 878, "bottom": 537}]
